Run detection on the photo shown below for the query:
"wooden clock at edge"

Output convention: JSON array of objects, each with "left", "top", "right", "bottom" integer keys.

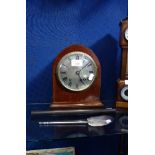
[
  {"left": 50, "top": 45, "right": 104, "bottom": 110},
  {"left": 116, "top": 18, "right": 128, "bottom": 109}
]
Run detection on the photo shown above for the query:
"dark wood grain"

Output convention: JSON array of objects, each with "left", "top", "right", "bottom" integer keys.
[
  {"left": 50, "top": 44, "right": 103, "bottom": 109},
  {"left": 121, "top": 47, "right": 128, "bottom": 80}
]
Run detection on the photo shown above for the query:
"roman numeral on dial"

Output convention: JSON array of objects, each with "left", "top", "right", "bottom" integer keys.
[
  {"left": 89, "top": 71, "right": 94, "bottom": 73},
  {"left": 76, "top": 84, "right": 79, "bottom": 89},
  {"left": 87, "top": 63, "right": 92, "bottom": 67},
  {"left": 62, "top": 77, "right": 67, "bottom": 82},
  {"left": 68, "top": 79, "right": 72, "bottom": 87},
  {"left": 60, "top": 71, "right": 66, "bottom": 74},
  {"left": 76, "top": 55, "right": 79, "bottom": 60},
  {"left": 68, "top": 82, "right": 72, "bottom": 87}
]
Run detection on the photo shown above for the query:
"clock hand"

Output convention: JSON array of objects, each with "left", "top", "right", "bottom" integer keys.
[
  {"left": 62, "top": 64, "right": 69, "bottom": 68},
  {"left": 80, "top": 78, "right": 85, "bottom": 85},
  {"left": 75, "top": 62, "right": 90, "bottom": 85},
  {"left": 79, "top": 62, "right": 90, "bottom": 72},
  {"left": 75, "top": 71, "right": 85, "bottom": 85}
]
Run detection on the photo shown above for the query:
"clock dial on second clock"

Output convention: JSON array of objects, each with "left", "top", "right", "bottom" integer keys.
[
  {"left": 57, "top": 52, "right": 97, "bottom": 91},
  {"left": 125, "top": 28, "right": 128, "bottom": 41},
  {"left": 120, "top": 86, "right": 128, "bottom": 101}
]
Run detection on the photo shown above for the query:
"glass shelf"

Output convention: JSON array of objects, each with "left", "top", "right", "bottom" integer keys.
[{"left": 27, "top": 103, "right": 128, "bottom": 142}]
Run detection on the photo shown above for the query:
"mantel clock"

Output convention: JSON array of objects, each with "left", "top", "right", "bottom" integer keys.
[{"left": 50, "top": 45, "right": 104, "bottom": 110}]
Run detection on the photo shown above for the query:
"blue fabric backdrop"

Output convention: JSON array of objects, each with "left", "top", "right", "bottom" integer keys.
[{"left": 26, "top": 0, "right": 128, "bottom": 154}]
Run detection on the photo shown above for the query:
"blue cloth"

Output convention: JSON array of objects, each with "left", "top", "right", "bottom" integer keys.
[{"left": 27, "top": 0, "right": 128, "bottom": 107}]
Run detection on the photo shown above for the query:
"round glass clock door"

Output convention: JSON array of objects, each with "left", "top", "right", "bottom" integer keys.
[{"left": 57, "top": 51, "right": 97, "bottom": 91}]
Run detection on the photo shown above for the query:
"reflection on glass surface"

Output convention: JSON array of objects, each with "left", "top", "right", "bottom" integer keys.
[{"left": 27, "top": 104, "right": 128, "bottom": 142}]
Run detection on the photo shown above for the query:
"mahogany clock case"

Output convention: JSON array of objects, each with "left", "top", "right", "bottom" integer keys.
[{"left": 50, "top": 45, "right": 103, "bottom": 110}]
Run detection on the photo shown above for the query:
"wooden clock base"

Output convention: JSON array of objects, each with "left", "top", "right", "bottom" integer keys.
[
  {"left": 116, "top": 101, "right": 128, "bottom": 109},
  {"left": 50, "top": 101, "right": 104, "bottom": 110}
]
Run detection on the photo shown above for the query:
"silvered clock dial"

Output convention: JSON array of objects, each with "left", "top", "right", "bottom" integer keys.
[
  {"left": 57, "top": 51, "right": 97, "bottom": 91},
  {"left": 125, "top": 28, "right": 128, "bottom": 41}
]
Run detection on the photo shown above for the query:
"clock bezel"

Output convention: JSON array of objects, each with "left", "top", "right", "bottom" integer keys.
[
  {"left": 120, "top": 85, "right": 128, "bottom": 101},
  {"left": 56, "top": 51, "right": 98, "bottom": 92},
  {"left": 124, "top": 28, "right": 128, "bottom": 41}
]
